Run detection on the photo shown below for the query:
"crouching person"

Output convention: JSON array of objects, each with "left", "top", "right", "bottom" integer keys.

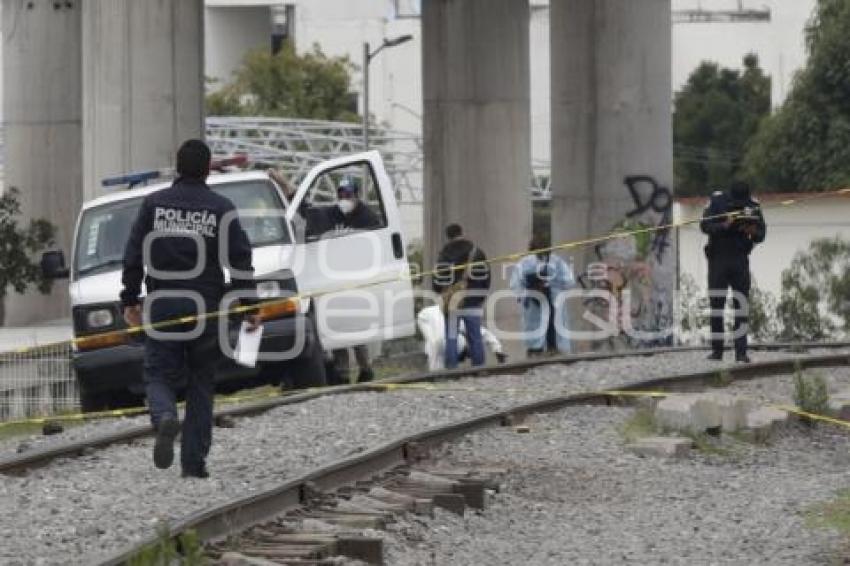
[
  {"left": 417, "top": 304, "right": 507, "bottom": 371},
  {"left": 510, "top": 236, "right": 575, "bottom": 357}
]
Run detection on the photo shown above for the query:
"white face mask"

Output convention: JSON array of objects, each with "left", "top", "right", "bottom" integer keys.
[{"left": 337, "top": 199, "right": 356, "bottom": 215}]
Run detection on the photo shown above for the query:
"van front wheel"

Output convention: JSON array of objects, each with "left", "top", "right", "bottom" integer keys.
[
  {"left": 79, "top": 387, "right": 109, "bottom": 413},
  {"left": 285, "top": 316, "right": 327, "bottom": 389}
]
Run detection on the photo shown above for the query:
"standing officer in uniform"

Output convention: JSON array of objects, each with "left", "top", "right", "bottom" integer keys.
[
  {"left": 121, "top": 139, "right": 259, "bottom": 478},
  {"left": 700, "top": 180, "right": 766, "bottom": 363},
  {"left": 268, "top": 169, "right": 380, "bottom": 384}
]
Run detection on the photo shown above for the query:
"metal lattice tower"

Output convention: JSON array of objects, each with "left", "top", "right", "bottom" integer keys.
[{"left": 206, "top": 117, "right": 424, "bottom": 204}]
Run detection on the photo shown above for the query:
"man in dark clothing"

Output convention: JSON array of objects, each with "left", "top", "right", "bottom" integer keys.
[
  {"left": 121, "top": 139, "right": 259, "bottom": 478},
  {"left": 268, "top": 170, "right": 380, "bottom": 384},
  {"left": 433, "top": 224, "right": 491, "bottom": 369},
  {"left": 700, "top": 180, "right": 766, "bottom": 363},
  {"left": 268, "top": 170, "right": 382, "bottom": 237}
]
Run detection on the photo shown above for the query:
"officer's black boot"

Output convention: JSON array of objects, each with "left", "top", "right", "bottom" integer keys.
[
  {"left": 153, "top": 415, "right": 180, "bottom": 470},
  {"left": 358, "top": 367, "right": 375, "bottom": 383},
  {"left": 706, "top": 350, "right": 723, "bottom": 361},
  {"left": 181, "top": 461, "right": 209, "bottom": 479}
]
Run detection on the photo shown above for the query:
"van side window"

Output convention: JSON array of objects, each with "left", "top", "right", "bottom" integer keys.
[{"left": 299, "top": 162, "right": 388, "bottom": 241}]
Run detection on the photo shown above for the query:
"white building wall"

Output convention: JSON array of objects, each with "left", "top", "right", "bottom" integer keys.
[
  {"left": 205, "top": 5, "right": 271, "bottom": 88},
  {"left": 676, "top": 196, "right": 850, "bottom": 300},
  {"left": 289, "top": 0, "right": 421, "bottom": 136}
]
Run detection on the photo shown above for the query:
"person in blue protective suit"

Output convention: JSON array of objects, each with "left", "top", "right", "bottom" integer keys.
[
  {"left": 510, "top": 236, "right": 576, "bottom": 357},
  {"left": 700, "top": 180, "right": 766, "bottom": 363},
  {"left": 121, "top": 139, "right": 259, "bottom": 478}
]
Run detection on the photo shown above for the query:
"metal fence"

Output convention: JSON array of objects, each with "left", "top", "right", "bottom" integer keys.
[{"left": 0, "top": 342, "right": 76, "bottom": 422}]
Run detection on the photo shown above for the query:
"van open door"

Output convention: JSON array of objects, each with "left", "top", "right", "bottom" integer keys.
[{"left": 285, "top": 151, "right": 415, "bottom": 350}]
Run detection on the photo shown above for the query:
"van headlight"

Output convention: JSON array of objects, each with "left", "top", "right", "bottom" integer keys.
[
  {"left": 256, "top": 280, "right": 282, "bottom": 299},
  {"left": 86, "top": 308, "right": 115, "bottom": 329}
]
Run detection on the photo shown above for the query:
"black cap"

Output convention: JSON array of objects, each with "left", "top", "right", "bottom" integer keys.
[
  {"left": 729, "top": 180, "right": 751, "bottom": 201},
  {"left": 176, "top": 139, "right": 211, "bottom": 180}
]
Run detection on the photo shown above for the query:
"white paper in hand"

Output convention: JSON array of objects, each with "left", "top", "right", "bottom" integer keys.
[{"left": 234, "top": 321, "right": 263, "bottom": 367}]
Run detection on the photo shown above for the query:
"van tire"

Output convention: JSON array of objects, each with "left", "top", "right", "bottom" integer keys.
[
  {"left": 286, "top": 315, "right": 327, "bottom": 389},
  {"left": 79, "top": 388, "right": 109, "bottom": 413}
]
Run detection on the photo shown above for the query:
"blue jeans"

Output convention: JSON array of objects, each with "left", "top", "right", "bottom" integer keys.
[
  {"left": 143, "top": 297, "right": 219, "bottom": 469},
  {"left": 445, "top": 312, "right": 485, "bottom": 369}
]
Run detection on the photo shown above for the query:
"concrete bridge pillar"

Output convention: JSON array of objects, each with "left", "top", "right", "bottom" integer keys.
[
  {"left": 550, "top": 0, "right": 675, "bottom": 347},
  {"left": 82, "top": 0, "right": 204, "bottom": 200},
  {"left": 2, "top": 0, "right": 82, "bottom": 324},
  {"left": 422, "top": 0, "right": 532, "bottom": 355}
]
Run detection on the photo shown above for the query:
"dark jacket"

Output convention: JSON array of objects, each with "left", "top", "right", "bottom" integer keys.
[
  {"left": 302, "top": 200, "right": 381, "bottom": 238},
  {"left": 432, "top": 238, "right": 491, "bottom": 309},
  {"left": 120, "top": 178, "right": 255, "bottom": 309},
  {"left": 700, "top": 190, "right": 766, "bottom": 259}
]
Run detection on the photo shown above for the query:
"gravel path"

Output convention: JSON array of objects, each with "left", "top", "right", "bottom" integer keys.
[
  {"left": 384, "top": 406, "right": 850, "bottom": 565},
  {"left": 0, "top": 349, "right": 847, "bottom": 564}
]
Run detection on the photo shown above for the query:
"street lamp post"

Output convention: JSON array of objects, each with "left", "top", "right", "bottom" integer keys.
[{"left": 362, "top": 34, "right": 413, "bottom": 150}]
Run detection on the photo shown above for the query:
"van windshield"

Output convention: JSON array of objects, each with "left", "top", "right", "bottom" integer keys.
[{"left": 74, "top": 180, "right": 291, "bottom": 277}]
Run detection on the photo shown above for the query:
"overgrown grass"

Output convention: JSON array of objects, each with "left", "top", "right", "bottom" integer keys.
[
  {"left": 712, "top": 369, "right": 734, "bottom": 388},
  {"left": 0, "top": 421, "right": 48, "bottom": 442},
  {"left": 619, "top": 408, "right": 733, "bottom": 455},
  {"left": 0, "top": 411, "right": 88, "bottom": 443},
  {"left": 793, "top": 369, "right": 830, "bottom": 416},
  {"left": 684, "top": 431, "right": 731, "bottom": 456},
  {"left": 128, "top": 524, "right": 205, "bottom": 566},
  {"left": 806, "top": 489, "right": 850, "bottom": 537},
  {"left": 372, "top": 364, "right": 410, "bottom": 381},
  {"left": 619, "top": 408, "right": 659, "bottom": 443}
]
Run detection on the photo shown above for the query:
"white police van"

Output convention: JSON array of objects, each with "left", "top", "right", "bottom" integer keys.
[{"left": 41, "top": 151, "right": 415, "bottom": 411}]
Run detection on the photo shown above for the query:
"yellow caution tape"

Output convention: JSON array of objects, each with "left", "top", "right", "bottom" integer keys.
[{"left": 772, "top": 404, "right": 850, "bottom": 429}]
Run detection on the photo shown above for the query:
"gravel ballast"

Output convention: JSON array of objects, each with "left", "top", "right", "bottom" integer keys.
[
  {"left": 1, "top": 349, "right": 849, "bottom": 564},
  {"left": 384, "top": 405, "right": 850, "bottom": 565},
  {"left": 2, "top": 348, "right": 843, "bottom": 459}
]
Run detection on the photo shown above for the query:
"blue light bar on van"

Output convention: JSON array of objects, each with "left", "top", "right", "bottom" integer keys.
[{"left": 101, "top": 170, "right": 161, "bottom": 188}]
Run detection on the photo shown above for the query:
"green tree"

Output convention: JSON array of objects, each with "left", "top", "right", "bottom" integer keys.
[
  {"left": 0, "top": 187, "right": 57, "bottom": 325},
  {"left": 206, "top": 42, "right": 359, "bottom": 121},
  {"left": 777, "top": 237, "right": 850, "bottom": 340},
  {"left": 745, "top": 0, "right": 850, "bottom": 191},
  {"left": 673, "top": 54, "right": 771, "bottom": 196}
]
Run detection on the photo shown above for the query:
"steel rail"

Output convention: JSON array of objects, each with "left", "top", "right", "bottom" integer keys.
[
  {"left": 1, "top": 342, "right": 847, "bottom": 475},
  {"left": 90, "top": 348, "right": 850, "bottom": 565}
]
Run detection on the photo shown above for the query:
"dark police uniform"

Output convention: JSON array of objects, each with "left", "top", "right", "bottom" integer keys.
[
  {"left": 432, "top": 237, "right": 491, "bottom": 368},
  {"left": 121, "top": 177, "right": 254, "bottom": 475},
  {"left": 301, "top": 199, "right": 381, "bottom": 237},
  {"left": 700, "top": 188, "right": 766, "bottom": 360}
]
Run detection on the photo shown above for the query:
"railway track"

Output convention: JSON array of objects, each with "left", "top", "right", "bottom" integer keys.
[
  {"left": 1, "top": 342, "right": 845, "bottom": 475},
  {"left": 82, "top": 346, "right": 850, "bottom": 565}
]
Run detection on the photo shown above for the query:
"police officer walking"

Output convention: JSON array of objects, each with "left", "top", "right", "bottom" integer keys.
[
  {"left": 700, "top": 180, "right": 766, "bottom": 363},
  {"left": 121, "top": 139, "right": 259, "bottom": 478}
]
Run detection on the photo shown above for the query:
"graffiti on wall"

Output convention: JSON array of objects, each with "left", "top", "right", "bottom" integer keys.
[{"left": 578, "top": 175, "right": 676, "bottom": 348}]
